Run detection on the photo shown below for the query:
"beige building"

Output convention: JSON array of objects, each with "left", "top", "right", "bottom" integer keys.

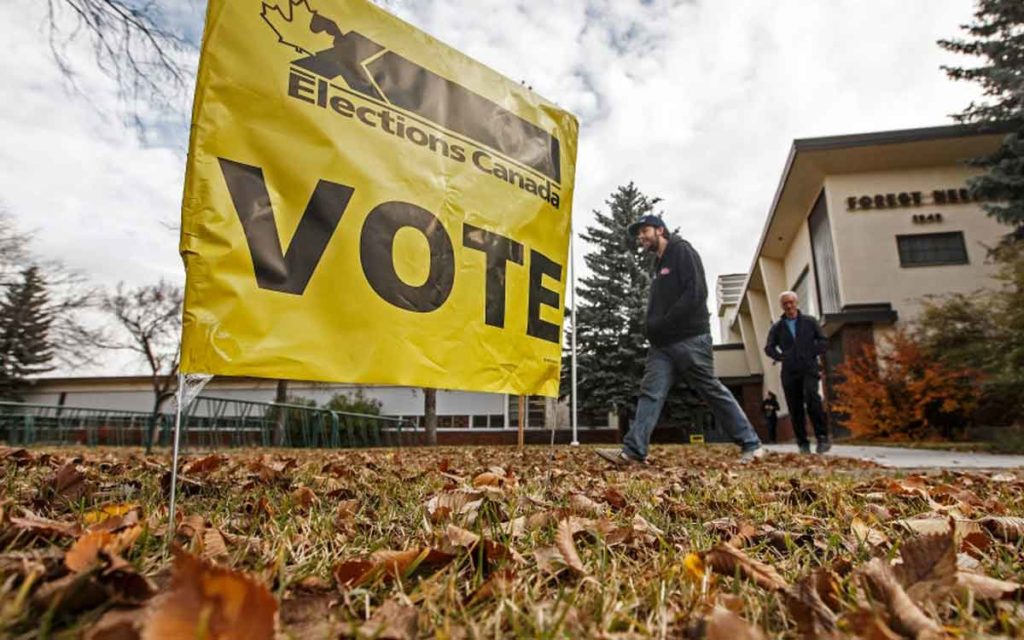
[{"left": 714, "top": 123, "right": 1013, "bottom": 439}]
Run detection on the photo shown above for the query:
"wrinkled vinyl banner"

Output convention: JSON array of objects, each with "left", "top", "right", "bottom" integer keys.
[{"left": 179, "top": 0, "right": 579, "bottom": 396}]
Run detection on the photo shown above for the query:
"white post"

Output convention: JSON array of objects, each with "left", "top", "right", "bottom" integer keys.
[
  {"left": 168, "top": 373, "right": 185, "bottom": 540},
  {"left": 570, "top": 230, "right": 579, "bottom": 447}
]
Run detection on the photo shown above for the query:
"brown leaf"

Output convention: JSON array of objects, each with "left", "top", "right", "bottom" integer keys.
[
  {"left": 858, "top": 558, "right": 942, "bottom": 639},
  {"left": 466, "top": 568, "right": 515, "bottom": 606},
  {"left": 66, "top": 530, "right": 117, "bottom": 572},
  {"left": 142, "top": 548, "right": 277, "bottom": 640},
  {"left": 444, "top": 524, "right": 481, "bottom": 550},
  {"left": 84, "top": 606, "right": 144, "bottom": 640},
  {"left": 956, "top": 571, "right": 1023, "bottom": 601},
  {"left": 851, "top": 517, "right": 889, "bottom": 548},
  {"left": 51, "top": 461, "right": 90, "bottom": 500},
  {"left": 554, "top": 518, "right": 586, "bottom": 574},
  {"left": 201, "top": 526, "right": 230, "bottom": 563},
  {"left": 182, "top": 454, "right": 226, "bottom": 476},
  {"left": 602, "top": 487, "right": 627, "bottom": 510},
  {"left": 333, "top": 560, "right": 375, "bottom": 587},
  {"left": 10, "top": 511, "right": 81, "bottom": 539},
  {"left": 31, "top": 572, "right": 110, "bottom": 618},
  {"left": 568, "top": 493, "right": 603, "bottom": 517},
  {"left": 334, "top": 548, "right": 454, "bottom": 588},
  {"left": 896, "top": 530, "right": 957, "bottom": 603},
  {"left": 699, "top": 604, "right": 767, "bottom": 640},
  {"left": 702, "top": 543, "right": 788, "bottom": 591},
  {"left": 842, "top": 608, "right": 901, "bottom": 640},
  {"left": 358, "top": 599, "right": 418, "bottom": 640},
  {"left": 291, "top": 486, "right": 319, "bottom": 512},
  {"left": 980, "top": 516, "right": 1024, "bottom": 542},
  {"left": 471, "top": 472, "right": 502, "bottom": 488},
  {"left": 785, "top": 569, "right": 839, "bottom": 638}
]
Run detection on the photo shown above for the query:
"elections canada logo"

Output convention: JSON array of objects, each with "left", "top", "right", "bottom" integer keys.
[{"left": 260, "top": 0, "right": 563, "bottom": 209}]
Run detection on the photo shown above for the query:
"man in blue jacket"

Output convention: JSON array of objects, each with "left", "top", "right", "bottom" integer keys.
[
  {"left": 597, "top": 215, "right": 764, "bottom": 466},
  {"left": 764, "top": 291, "right": 831, "bottom": 454}
]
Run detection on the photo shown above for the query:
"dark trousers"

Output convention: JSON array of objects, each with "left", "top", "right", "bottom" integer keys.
[
  {"left": 782, "top": 372, "right": 828, "bottom": 446},
  {"left": 765, "top": 414, "right": 778, "bottom": 443}
]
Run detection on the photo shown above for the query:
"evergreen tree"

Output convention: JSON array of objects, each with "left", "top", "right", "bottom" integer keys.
[
  {"left": 0, "top": 266, "right": 55, "bottom": 399},
  {"left": 566, "top": 183, "right": 706, "bottom": 430},
  {"left": 939, "top": 1, "right": 1024, "bottom": 232}
]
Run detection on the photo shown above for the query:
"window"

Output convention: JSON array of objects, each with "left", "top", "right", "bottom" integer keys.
[
  {"left": 897, "top": 232, "right": 968, "bottom": 267},
  {"left": 791, "top": 267, "right": 815, "bottom": 318}
]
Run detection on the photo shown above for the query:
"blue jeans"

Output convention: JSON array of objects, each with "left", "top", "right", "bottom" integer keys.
[{"left": 623, "top": 334, "right": 762, "bottom": 459}]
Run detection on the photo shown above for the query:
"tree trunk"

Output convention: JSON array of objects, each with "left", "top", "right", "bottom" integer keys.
[
  {"left": 145, "top": 391, "right": 170, "bottom": 454},
  {"left": 274, "top": 379, "right": 289, "bottom": 447},
  {"left": 423, "top": 388, "right": 437, "bottom": 446}
]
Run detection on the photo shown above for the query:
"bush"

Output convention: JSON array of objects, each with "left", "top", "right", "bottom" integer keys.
[
  {"left": 917, "top": 242, "right": 1024, "bottom": 426},
  {"left": 831, "top": 328, "right": 980, "bottom": 441},
  {"left": 324, "top": 389, "right": 382, "bottom": 415}
]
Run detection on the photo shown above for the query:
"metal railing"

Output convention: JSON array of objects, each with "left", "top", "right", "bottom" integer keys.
[{"left": 0, "top": 397, "right": 415, "bottom": 449}]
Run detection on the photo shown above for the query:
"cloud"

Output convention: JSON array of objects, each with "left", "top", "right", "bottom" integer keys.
[{"left": 0, "top": 0, "right": 983, "bottom": 375}]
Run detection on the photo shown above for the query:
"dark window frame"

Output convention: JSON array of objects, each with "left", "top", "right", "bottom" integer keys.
[{"left": 896, "top": 232, "right": 969, "bottom": 268}]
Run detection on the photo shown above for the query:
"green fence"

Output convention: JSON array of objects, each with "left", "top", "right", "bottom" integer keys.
[{"left": 0, "top": 397, "right": 415, "bottom": 449}]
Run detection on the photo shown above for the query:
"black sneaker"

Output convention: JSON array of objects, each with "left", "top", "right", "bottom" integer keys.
[
  {"left": 816, "top": 440, "right": 832, "bottom": 454},
  {"left": 798, "top": 444, "right": 812, "bottom": 455}
]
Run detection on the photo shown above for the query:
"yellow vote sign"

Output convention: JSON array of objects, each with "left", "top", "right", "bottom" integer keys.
[{"left": 179, "top": 0, "right": 579, "bottom": 396}]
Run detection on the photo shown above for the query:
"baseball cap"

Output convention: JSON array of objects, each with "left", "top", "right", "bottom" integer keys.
[{"left": 627, "top": 214, "right": 666, "bottom": 237}]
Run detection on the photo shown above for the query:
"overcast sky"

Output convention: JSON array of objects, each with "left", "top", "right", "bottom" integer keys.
[{"left": 0, "top": 0, "right": 983, "bottom": 375}]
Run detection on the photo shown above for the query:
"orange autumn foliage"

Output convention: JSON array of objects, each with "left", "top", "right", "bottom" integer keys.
[{"left": 832, "top": 329, "right": 981, "bottom": 441}]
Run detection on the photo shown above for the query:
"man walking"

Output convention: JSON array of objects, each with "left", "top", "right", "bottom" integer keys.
[
  {"left": 597, "top": 215, "right": 764, "bottom": 465},
  {"left": 764, "top": 291, "right": 831, "bottom": 454}
]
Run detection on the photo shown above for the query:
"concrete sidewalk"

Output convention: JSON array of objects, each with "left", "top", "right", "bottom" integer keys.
[{"left": 764, "top": 443, "right": 1024, "bottom": 470}]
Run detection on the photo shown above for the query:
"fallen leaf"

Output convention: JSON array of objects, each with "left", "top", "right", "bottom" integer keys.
[
  {"left": 702, "top": 543, "right": 788, "bottom": 591},
  {"left": 554, "top": 518, "right": 586, "bottom": 574},
  {"left": 334, "top": 548, "right": 455, "bottom": 588},
  {"left": 568, "top": 493, "right": 603, "bottom": 517},
  {"left": 694, "top": 604, "right": 767, "bottom": 640},
  {"left": 602, "top": 487, "right": 627, "bottom": 510},
  {"left": 201, "top": 526, "right": 230, "bottom": 563},
  {"left": 785, "top": 569, "right": 840, "bottom": 638},
  {"left": 291, "top": 486, "right": 319, "bottom": 512},
  {"left": 842, "top": 608, "right": 901, "bottom": 640},
  {"left": 183, "top": 454, "right": 227, "bottom": 476},
  {"left": 358, "top": 599, "right": 418, "bottom": 640},
  {"left": 84, "top": 606, "right": 144, "bottom": 640},
  {"left": 466, "top": 568, "right": 515, "bottom": 606},
  {"left": 896, "top": 530, "right": 957, "bottom": 604},
  {"left": 980, "top": 516, "right": 1024, "bottom": 542},
  {"left": 10, "top": 511, "right": 81, "bottom": 539},
  {"left": 851, "top": 517, "right": 889, "bottom": 547},
  {"left": 142, "top": 548, "right": 277, "bottom": 640},
  {"left": 471, "top": 472, "right": 502, "bottom": 488},
  {"left": 51, "top": 461, "right": 89, "bottom": 500},
  {"left": 858, "top": 558, "right": 942, "bottom": 639}
]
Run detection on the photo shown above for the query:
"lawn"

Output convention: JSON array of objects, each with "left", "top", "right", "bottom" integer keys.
[{"left": 1, "top": 444, "right": 1022, "bottom": 639}]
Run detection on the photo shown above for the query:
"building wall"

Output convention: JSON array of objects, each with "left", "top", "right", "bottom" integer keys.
[{"left": 824, "top": 167, "right": 1006, "bottom": 322}]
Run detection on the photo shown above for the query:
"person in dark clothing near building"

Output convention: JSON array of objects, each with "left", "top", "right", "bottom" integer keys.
[
  {"left": 764, "top": 291, "right": 831, "bottom": 454},
  {"left": 762, "top": 391, "right": 780, "bottom": 443},
  {"left": 597, "top": 215, "right": 764, "bottom": 466}
]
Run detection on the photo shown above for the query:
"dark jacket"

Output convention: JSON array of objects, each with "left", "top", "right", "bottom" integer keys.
[
  {"left": 762, "top": 396, "right": 779, "bottom": 417},
  {"left": 764, "top": 312, "right": 828, "bottom": 377},
  {"left": 644, "top": 237, "right": 711, "bottom": 346}
]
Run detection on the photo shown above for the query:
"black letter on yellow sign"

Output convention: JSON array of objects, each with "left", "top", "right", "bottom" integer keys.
[
  {"left": 218, "top": 158, "right": 354, "bottom": 295},
  {"left": 527, "top": 250, "right": 562, "bottom": 343},
  {"left": 462, "top": 223, "right": 523, "bottom": 328},
  {"left": 360, "top": 202, "right": 455, "bottom": 312}
]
